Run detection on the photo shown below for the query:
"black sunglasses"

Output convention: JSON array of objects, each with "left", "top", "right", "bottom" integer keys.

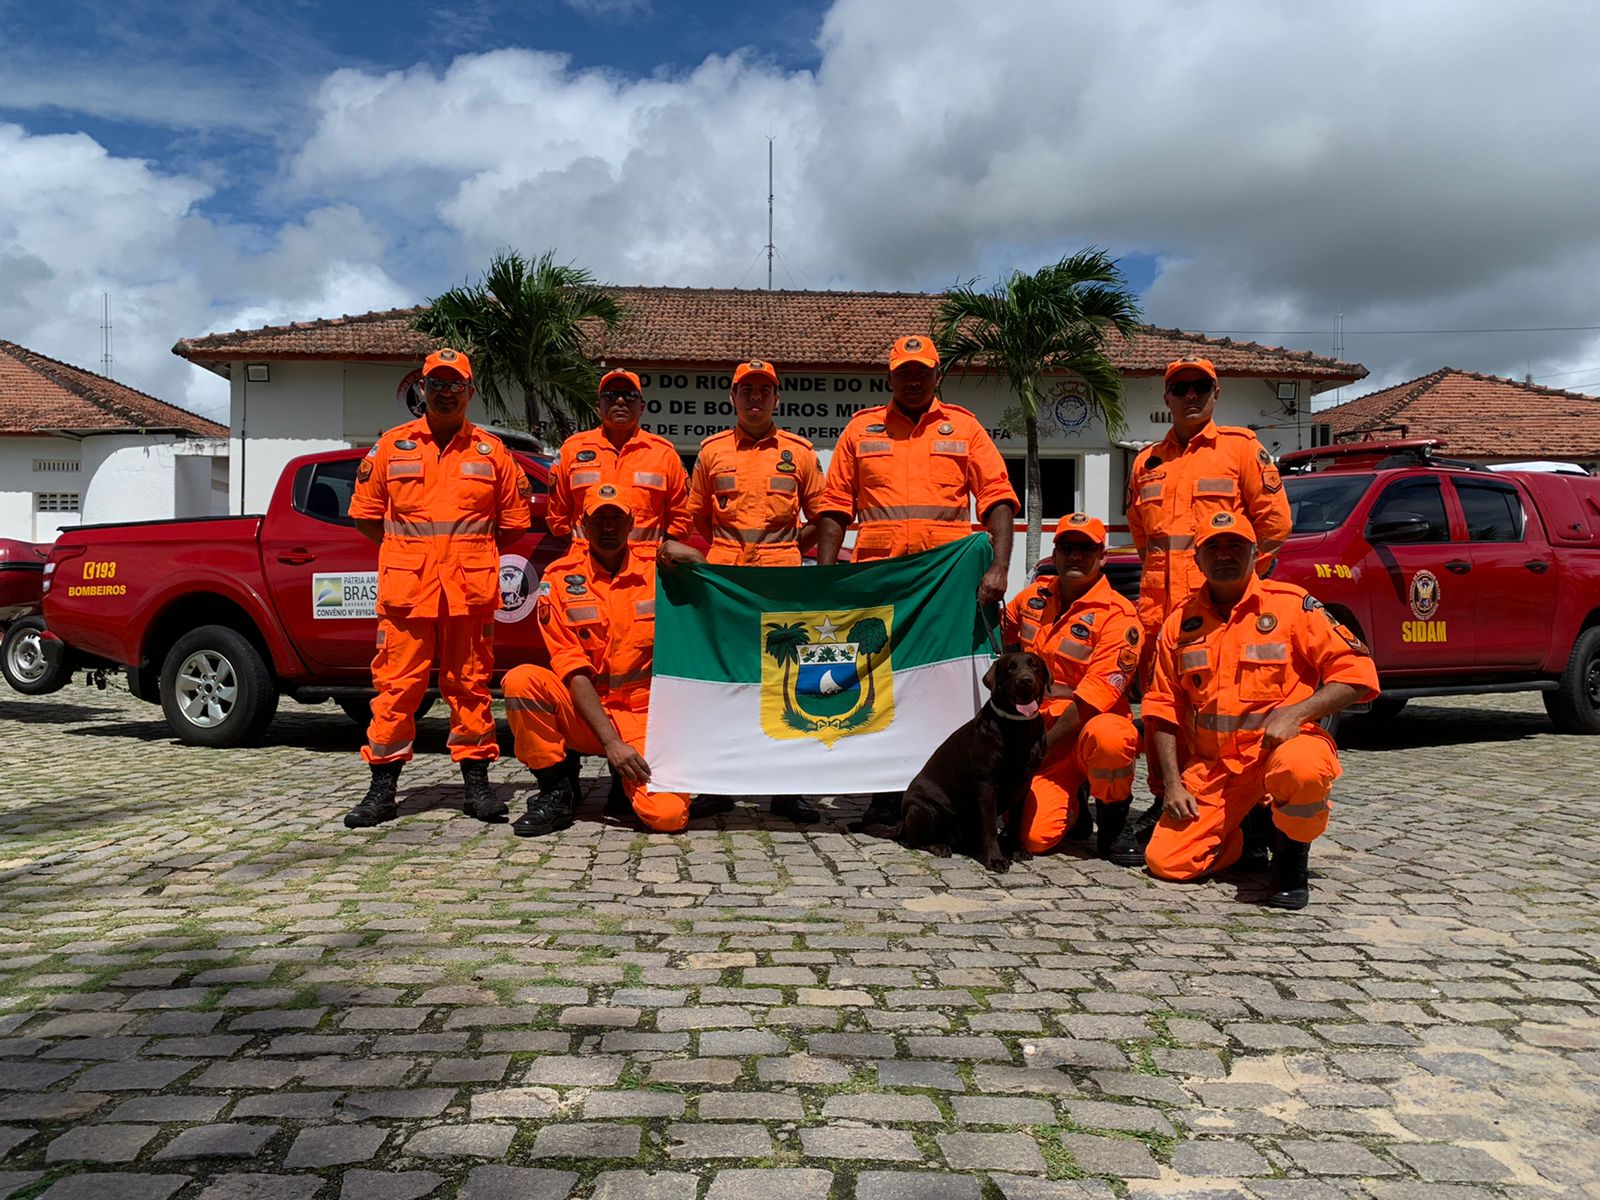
[
  {"left": 422, "top": 377, "right": 469, "bottom": 394},
  {"left": 1166, "top": 379, "right": 1214, "bottom": 398},
  {"left": 601, "top": 390, "right": 643, "bottom": 401}
]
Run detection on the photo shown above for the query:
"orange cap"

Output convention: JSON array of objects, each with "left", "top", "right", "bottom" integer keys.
[
  {"left": 889, "top": 335, "right": 940, "bottom": 371},
  {"left": 598, "top": 369, "right": 643, "bottom": 395},
  {"left": 582, "top": 482, "right": 636, "bottom": 517},
  {"left": 1164, "top": 356, "right": 1217, "bottom": 385},
  {"left": 1052, "top": 513, "right": 1107, "bottom": 546},
  {"left": 732, "top": 359, "right": 779, "bottom": 388},
  {"left": 423, "top": 347, "right": 472, "bottom": 380},
  {"left": 1194, "top": 510, "right": 1257, "bottom": 547}
]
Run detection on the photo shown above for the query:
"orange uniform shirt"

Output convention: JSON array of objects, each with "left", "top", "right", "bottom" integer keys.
[
  {"left": 1126, "top": 422, "right": 1292, "bottom": 628},
  {"left": 1142, "top": 576, "right": 1379, "bottom": 773},
  {"left": 535, "top": 544, "right": 657, "bottom": 715},
  {"left": 687, "top": 427, "right": 824, "bottom": 565},
  {"left": 1003, "top": 573, "right": 1141, "bottom": 718},
  {"left": 817, "top": 399, "right": 1018, "bottom": 561},
  {"left": 547, "top": 426, "right": 690, "bottom": 544},
  {"left": 348, "top": 418, "right": 531, "bottom": 618}
]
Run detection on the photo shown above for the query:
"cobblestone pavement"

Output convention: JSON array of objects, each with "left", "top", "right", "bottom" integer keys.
[{"left": 1, "top": 685, "right": 1596, "bottom": 1200}]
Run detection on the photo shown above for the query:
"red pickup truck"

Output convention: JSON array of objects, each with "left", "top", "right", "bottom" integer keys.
[{"left": 42, "top": 448, "right": 566, "bottom": 747}]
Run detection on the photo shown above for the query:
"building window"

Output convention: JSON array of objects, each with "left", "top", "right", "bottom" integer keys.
[
  {"left": 33, "top": 459, "right": 80, "bottom": 473},
  {"left": 1003, "top": 457, "right": 1078, "bottom": 519},
  {"left": 35, "top": 493, "right": 81, "bottom": 513}
]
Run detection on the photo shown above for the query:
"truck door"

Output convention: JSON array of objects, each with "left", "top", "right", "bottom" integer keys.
[
  {"left": 1360, "top": 476, "right": 1467, "bottom": 671},
  {"left": 1451, "top": 477, "right": 1558, "bottom": 668},
  {"left": 260, "top": 457, "right": 381, "bottom": 674}
]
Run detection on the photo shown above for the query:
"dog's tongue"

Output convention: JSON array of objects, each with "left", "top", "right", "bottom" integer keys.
[{"left": 1015, "top": 700, "right": 1040, "bottom": 718}]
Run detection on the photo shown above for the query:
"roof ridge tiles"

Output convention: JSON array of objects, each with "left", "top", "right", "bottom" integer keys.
[{"left": 0, "top": 339, "right": 227, "bottom": 437}]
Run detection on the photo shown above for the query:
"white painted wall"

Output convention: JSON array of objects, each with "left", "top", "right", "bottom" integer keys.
[
  {"left": 230, "top": 361, "right": 349, "bottom": 513},
  {"left": 0, "top": 434, "right": 227, "bottom": 542}
]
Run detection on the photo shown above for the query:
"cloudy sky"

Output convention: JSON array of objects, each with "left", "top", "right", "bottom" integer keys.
[{"left": 4, "top": 0, "right": 1599, "bottom": 422}]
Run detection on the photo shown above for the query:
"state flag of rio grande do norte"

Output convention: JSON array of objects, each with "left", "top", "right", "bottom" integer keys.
[{"left": 646, "top": 534, "right": 996, "bottom": 795}]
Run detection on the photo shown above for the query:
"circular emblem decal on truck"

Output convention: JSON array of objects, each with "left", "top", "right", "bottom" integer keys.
[
  {"left": 1409, "top": 570, "right": 1441, "bottom": 620},
  {"left": 495, "top": 554, "right": 538, "bottom": 624}
]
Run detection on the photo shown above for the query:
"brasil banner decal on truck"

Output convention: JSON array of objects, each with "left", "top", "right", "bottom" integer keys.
[{"left": 646, "top": 533, "right": 994, "bottom": 795}]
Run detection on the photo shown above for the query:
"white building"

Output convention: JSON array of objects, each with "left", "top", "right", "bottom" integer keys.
[
  {"left": 173, "top": 288, "right": 1366, "bottom": 585},
  {"left": 0, "top": 340, "right": 228, "bottom": 543}
]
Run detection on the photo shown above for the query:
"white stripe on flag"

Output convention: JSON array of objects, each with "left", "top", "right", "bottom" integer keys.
[{"left": 645, "top": 657, "right": 987, "bottom": 794}]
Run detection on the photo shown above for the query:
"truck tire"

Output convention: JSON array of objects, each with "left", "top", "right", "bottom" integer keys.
[
  {"left": 1543, "top": 626, "right": 1600, "bottom": 735},
  {"left": 159, "top": 625, "right": 279, "bottom": 747},
  {"left": 2, "top": 616, "right": 70, "bottom": 696},
  {"left": 1367, "top": 696, "right": 1408, "bottom": 722},
  {"left": 337, "top": 694, "right": 436, "bottom": 726}
]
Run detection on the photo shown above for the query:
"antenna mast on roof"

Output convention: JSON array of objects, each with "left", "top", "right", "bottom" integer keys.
[
  {"left": 766, "top": 136, "right": 775, "bottom": 291},
  {"left": 100, "top": 292, "right": 114, "bottom": 378}
]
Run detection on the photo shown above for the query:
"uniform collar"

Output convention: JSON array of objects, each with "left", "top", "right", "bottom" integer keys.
[
  {"left": 411, "top": 416, "right": 478, "bottom": 449},
  {"left": 587, "top": 543, "right": 651, "bottom": 584},
  {"left": 1052, "top": 571, "right": 1115, "bottom": 617},
  {"left": 734, "top": 425, "right": 780, "bottom": 449},
  {"left": 885, "top": 396, "right": 949, "bottom": 430},
  {"left": 1201, "top": 572, "right": 1265, "bottom": 620},
  {"left": 1159, "top": 419, "right": 1218, "bottom": 456}
]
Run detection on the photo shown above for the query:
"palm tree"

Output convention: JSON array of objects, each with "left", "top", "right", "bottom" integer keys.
[
  {"left": 764, "top": 621, "right": 811, "bottom": 719},
  {"left": 934, "top": 249, "right": 1143, "bottom": 568},
  {"left": 848, "top": 616, "right": 889, "bottom": 715},
  {"left": 413, "top": 250, "right": 623, "bottom": 444}
]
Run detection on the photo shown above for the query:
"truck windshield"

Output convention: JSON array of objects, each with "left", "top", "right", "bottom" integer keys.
[{"left": 1284, "top": 473, "right": 1372, "bottom": 534}]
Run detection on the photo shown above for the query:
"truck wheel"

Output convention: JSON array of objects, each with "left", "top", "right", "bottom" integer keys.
[
  {"left": 1367, "top": 696, "right": 1408, "bottom": 722},
  {"left": 1543, "top": 626, "right": 1600, "bottom": 735},
  {"left": 2, "top": 617, "right": 70, "bottom": 696},
  {"left": 160, "top": 625, "right": 279, "bottom": 747},
  {"left": 337, "top": 695, "right": 436, "bottom": 725}
]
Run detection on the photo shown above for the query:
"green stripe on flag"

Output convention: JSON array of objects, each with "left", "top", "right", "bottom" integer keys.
[{"left": 654, "top": 533, "right": 994, "bottom": 682}]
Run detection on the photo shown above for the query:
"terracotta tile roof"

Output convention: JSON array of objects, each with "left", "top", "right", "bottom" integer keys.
[
  {"left": 0, "top": 341, "right": 227, "bottom": 438},
  {"left": 173, "top": 288, "right": 1367, "bottom": 383},
  {"left": 1319, "top": 368, "right": 1600, "bottom": 459}
]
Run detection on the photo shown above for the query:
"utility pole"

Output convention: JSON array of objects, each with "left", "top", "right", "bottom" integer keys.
[
  {"left": 766, "top": 137, "right": 775, "bottom": 291},
  {"left": 100, "top": 292, "right": 114, "bottom": 378}
]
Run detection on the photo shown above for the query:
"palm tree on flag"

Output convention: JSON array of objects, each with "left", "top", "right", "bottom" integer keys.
[
  {"left": 848, "top": 616, "right": 889, "bottom": 714},
  {"left": 764, "top": 621, "right": 811, "bottom": 720},
  {"left": 934, "top": 249, "right": 1142, "bottom": 568}
]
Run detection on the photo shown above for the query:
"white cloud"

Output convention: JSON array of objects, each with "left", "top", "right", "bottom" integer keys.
[
  {"left": 0, "top": 125, "right": 409, "bottom": 422},
  {"left": 9, "top": 0, "right": 1600, "bottom": 420},
  {"left": 562, "top": 0, "right": 651, "bottom": 19}
]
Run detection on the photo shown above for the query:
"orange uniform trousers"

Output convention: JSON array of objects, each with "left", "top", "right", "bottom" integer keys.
[
  {"left": 1144, "top": 731, "right": 1339, "bottom": 881},
  {"left": 363, "top": 614, "right": 497, "bottom": 765},
  {"left": 502, "top": 664, "right": 689, "bottom": 833},
  {"left": 1020, "top": 712, "right": 1140, "bottom": 855}
]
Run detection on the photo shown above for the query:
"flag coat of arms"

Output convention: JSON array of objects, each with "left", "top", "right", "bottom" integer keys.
[{"left": 646, "top": 534, "right": 995, "bottom": 794}]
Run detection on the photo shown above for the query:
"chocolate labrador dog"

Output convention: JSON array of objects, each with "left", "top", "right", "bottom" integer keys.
[{"left": 869, "top": 651, "right": 1050, "bottom": 873}]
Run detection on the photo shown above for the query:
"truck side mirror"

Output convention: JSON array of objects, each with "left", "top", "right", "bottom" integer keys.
[{"left": 1366, "top": 513, "right": 1432, "bottom": 544}]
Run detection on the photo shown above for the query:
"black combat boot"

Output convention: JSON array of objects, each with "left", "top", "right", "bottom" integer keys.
[
  {"left": 1132, "top": 794, "right": 1164, "bottom": 846},
  {"left": 344, "top": 761, "right": 402, "bottom": 828},
  {"left": 772, "top": 796, "right": 821, "bottom": 825},
  {"left": 461, "top": 760, "right": 506, "bottom": 822},
  {"left": 603, "top": 765, "right": 631, "bottom": 818},
  {"left": 1065, "top": 784, "right": 1095, "bottom": 842},
  {"left": 849, "top": 791, "right": 901, "bottom": 832},
  {"left": 1238, "top": 804, "right": 1272, "bottom": 871},
  {"left": 1266, "top": 827, "right": 1312, "bottom": 910},
  {"left": 1097, "top": 799, "right": 1145, "bottom": 866},
  {"left": 512, "top": 764, "right": 578, "bottom": 838}
]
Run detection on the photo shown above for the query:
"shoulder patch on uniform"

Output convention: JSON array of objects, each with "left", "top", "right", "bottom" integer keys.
[
  {"left": 1027, "top": 596, "right": 1047, "bottom": 610},
  {"left": 1180, "top": 615, "right": 1204, "bottom": 633},
  {"left": 356, "top": 457, "right": 373, "bottom": 482},
  {"left": 576, "top": 449, "right": 597, "bottom": 462},
  {"left": 1258, "top": 446, "right": 1271, "bottom": 465},
  {"left": 395, "top": 439, "right": 417, "bottom": 451},
  {"left": 776, "top": 461, "right": 797, "bottom": 473},
  {"left": 516, "top": 474, "right": 533, "bottom": 498},
  {"left": 1125, "top": 626, "right": 1140, "bottom": 646},
  {"left": 1302, "top": 594, "right": 1324, "bottom": 611},
  {"left": 866, "top": 423, "right": 886, "bottom": 434}
]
